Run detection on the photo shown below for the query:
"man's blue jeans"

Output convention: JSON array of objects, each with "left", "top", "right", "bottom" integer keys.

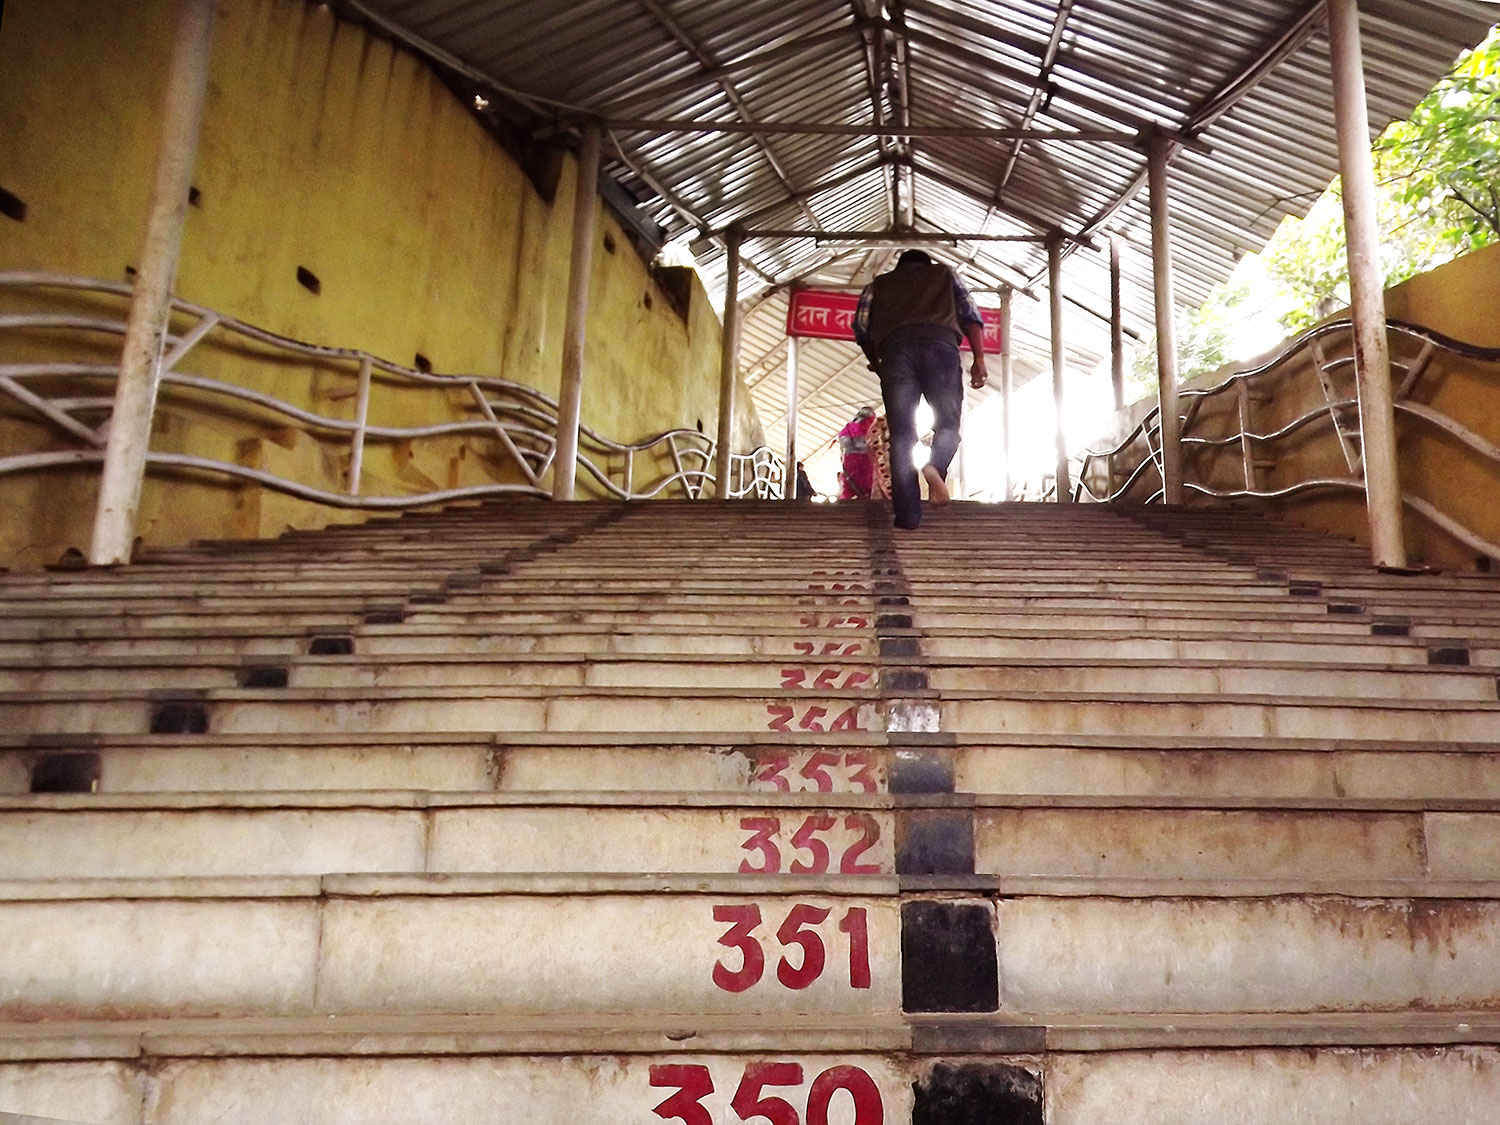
[{"left": 877, "top": 333, "right": 963, "bottom": 529}]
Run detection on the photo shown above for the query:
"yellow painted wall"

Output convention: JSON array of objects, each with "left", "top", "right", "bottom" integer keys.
[
  {"left": 1088, "top": 243, "right": 1500, "bottom": 570},
  {"left": 0, "top": 0, "right": 762, "bottom": 570}
]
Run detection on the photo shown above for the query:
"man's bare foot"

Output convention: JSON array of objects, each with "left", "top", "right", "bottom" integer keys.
[{"left": 922, "top": 464, "right": 950, "bottom": 506}]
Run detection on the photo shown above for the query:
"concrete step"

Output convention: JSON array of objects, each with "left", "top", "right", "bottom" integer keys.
[
  {"left": 5, "top": 792, "right": 1500, "bottom": 883},
  {"left": 0, "top": 873, "right": 900, "bottom": 1021},
  {"left": 0, "top": 654, "right": 1492, "bottom": 703},
  {"left": 4, "top": 1021, "right": 1500, "bottom": 1124},
  {"left": 4, "top": 874, "right": 1500, "bottom": 1024},
  {"left": 0, "top": 793, "right": 897, "bottom": 879},
  {"left": 12, "top": 731, "right": 1500, "bottom": 801},
  {"left": 7, "top": 682, "right": 1500, "bottom": 739},
  {"left": 0, "top": 686, "right": 888, "bottom": 735},
  {"left": 6, "top": 621, "right": 1486, "bottom": 665}
]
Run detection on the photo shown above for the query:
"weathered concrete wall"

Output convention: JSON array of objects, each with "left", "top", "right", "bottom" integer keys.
[
  {"left": 0, "top": 0, "right": 761, "bottom": 570},
  {"left": 1087, "top": 243, "right": 1500, "bottom": 569}
]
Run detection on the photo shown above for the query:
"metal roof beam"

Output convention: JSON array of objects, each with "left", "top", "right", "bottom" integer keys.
[
  {"left": 1079, "top": 1, "right": 1329, "bottom": 243},
  {"left": 995, "top": 0, "right": 1077, "bottom": 197},
  {"left": 632, "top": 0, "right": 820, "bottom": 230},
  {"left": 905, "top": 157, "right": 1095, "bottom": 248},
  {"left": 744, "top": 229, "right": 1057, "bottom": 243},
  {"left": 596, "top": 23, "right": 870, "bottom": 111},
  {"left": 602, "top": 119, "right": 1151, "bottom": 144},
  {"left": 708, "top": 156, "right": 887, "bottom": 238}
]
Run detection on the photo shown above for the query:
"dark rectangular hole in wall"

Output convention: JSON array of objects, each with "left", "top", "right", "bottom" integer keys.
[
  {"left": 237, "top": 665, "right": 289, "bottom": 689},
  {"left": 413, "top": 353, "right": 433, "bottom": 374},
  {"left": 901, "top": 900, "right": 998, "bottom": 1012},
  {"left": 0, "top": 187, "right": 26, "bottom": 223},
  {"left": 296, "top": 266, "right": 321, "bottom": 295},
  {"left": 889, "top": 748, "right": 955, "bottom": 794},
  {"left": 30, "top": 752, "right": 101, "bottom": 794},
  {"left": 149, "top": 701, "right": 209, "bottom": 734},
  {"left": 308, "top": 635, "right": 355, "bottom": 656},
  {"left": 913, "top": 1061, "right": 1042, "bottom": 1125},
  {"left": 897, "top": 809, "right": 975, "bottom": 875},
  {"left": 1428, "top": 646, "right": 1470, "bottom": 666},
  {"left": 188, "top": 186, "right": 202, "bottom": 207}
]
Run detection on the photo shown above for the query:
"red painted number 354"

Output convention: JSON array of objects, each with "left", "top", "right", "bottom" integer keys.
[{"left": 650, "top": 1062, "right": 883, "bottom": 1125}]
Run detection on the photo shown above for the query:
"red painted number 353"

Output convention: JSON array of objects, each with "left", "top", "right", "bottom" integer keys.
[{"left": 650, "top": 1062, "right": 883, "bottom": 1125}]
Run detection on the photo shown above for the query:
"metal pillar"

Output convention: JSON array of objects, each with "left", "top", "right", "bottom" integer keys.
[
  {"left": 1110, "top": 234, "right": 1125, "bottom": 412},
  {"left": 552, "top": 123, "right": 602, "bottom": 501},
  {"left": 714, "top": 231, "right": 743, "bottom": 499},
  {"left": 90, "top": 0, "right": 214, "bottom": 565},
  {"left": 1047, "top": 235, "right": 1071, "bottom": 502},
  {"left": 784, "top": 334, "right": 799, "bottom": 502},
  {"left": 1146, "top": 132, "right": 1184, "bottom": 504},
  {"left": 999, "top": 287, "right": 1014, "bottom": 501},
  {"left": 1329, "top": 0, "right": 1406, "bottom": 568}
]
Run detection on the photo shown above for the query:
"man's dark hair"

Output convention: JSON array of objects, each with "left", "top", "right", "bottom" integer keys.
[{"left": 896, "top": 249, "right": 934, "bottom": 267}]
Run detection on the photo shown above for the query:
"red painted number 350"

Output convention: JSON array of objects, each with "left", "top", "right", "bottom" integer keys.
[{"left": 650, "top": 1062, "right": 883, "bottom": 1125}]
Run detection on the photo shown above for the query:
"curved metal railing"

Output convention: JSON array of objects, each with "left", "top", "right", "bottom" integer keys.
[
  {"left": 0, "top": 272, "right": 782, "bottom": 508},
  {"left": 1073, "top": 317, "right": 1500, "bottom": 559}
]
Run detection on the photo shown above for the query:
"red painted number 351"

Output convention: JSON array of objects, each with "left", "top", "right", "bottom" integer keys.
[{"left": 650, "top": 1062, "right": 883, "bottom": 1125}]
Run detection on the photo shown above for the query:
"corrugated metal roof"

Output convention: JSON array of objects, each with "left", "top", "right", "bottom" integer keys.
[{"left": 346, "top": 0, "right": 1494, "bottom": 463}]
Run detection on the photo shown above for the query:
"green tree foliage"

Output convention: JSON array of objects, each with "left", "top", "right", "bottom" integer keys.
[
  {"left": 1379, "top": 25, "right": 1500, "bottom": 247},
  {"left": 1129, "top": 25, "right": 1499, "bottom": 390}
]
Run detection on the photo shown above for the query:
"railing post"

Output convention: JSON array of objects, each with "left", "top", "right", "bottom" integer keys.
[
  {"left": 1047, "top": 233, "right": 1071, "bottom": 502},
  {"left": 1146, "top": 131, "right": 1184, "bottom": 505},
  {"left": 714, "top": 230, "right": 743, "bottom": 499},
  {"left": 784, "top": 333, "right": 799, "bottom": 503},
  {"left": 1000, "top": 286, "right": 1013, "bottom": 501},
  {"left": 348, "top": 357, "right": 372, "bottom": 495},
  {"left": 552, "top": 122, "right": 602, "bottom": 502},
  {"left": 1110, "top": 234, "right": 1126, "bottom": 413},
  {"left": 1329, "top": 0, "right": 1406, "bottom": 568},
  {"left": 1237, "top": 379, "right": 1258, "bottom": 492},
  {"left": 89, "top": 0, "right": 214, "bottom": 565}
]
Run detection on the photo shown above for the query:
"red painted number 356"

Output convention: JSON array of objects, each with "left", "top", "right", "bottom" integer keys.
[{"left": 650, "top": 1062, "right": 883, "bottom": 1125}]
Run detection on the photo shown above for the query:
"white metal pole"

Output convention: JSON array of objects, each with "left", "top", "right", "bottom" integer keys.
[
  {"left": 784, "top": 334, "right": 799, "bottom": 502},
  {"left": 1110, "top": 234, "right": 1125, "bottom": 413},
  {"left": 714, "top": 231, "right": 743, "bottom": 499},
  {"left": 552, "top": 123, "right": 602, "bottom": 501},
  {"left": 1146, "top": 132, "right": 1184, "bottom": 504},
  {"left": 89, "top": 0, "right": 214, "bottom": 565},
  {"left": 1047, "top": 235, "right": 1071, "bottom": 502},
  {"left": 348, "top": 357, "right": 372, "bottom": 495},
  {"left": 999, "top": 286, "right": 1013, "bottom": 501},
  {"left": 1329, "top": 0, "right": 1406, "bottom": 568}
]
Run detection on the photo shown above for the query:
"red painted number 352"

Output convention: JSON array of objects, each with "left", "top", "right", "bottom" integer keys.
[{"left": 650, "top": 1062, "right": 883, "bottom": 1125}]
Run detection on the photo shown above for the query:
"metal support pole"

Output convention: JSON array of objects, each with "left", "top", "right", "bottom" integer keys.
[
  {"left": 784, "top": 335, "right": 800, "bottom": 502},
  {"left": 714, "top": 231, "right": 743, "bottom": 499},
  {"left": 1109, "top": 234, "right": 1125, "bottom": 412},
  {"left": 90, "top": 0, "right": 214, "bottom": 565},
  {"left": 954, "top": 389, "right": 968, "bottom": 502},
  {"left": 348, "top": 357, "right": 372, "bottom": 495},
  {"left": 999, "top": 286, "right": 1014, "bottom": 501},
  {"left": 552, "top": 123, "right": 602, "bottom": 501},
  {"left": 1047, "top": 235, "right": 1071, "bottom": 502},
  {"left": 1146, "top": 132, "right": 1184, "bottom": 504},
  {"left": 1329, "top": 0, "right": 1406, "bottom": 568}
]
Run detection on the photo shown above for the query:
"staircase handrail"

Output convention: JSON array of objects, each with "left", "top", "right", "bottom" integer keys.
[
  {"left": 0, "top": 272, "right": 782, "bottom": 508},
  {"left": 1071, "top": 312, "right": 1500, "bottom": 560}
]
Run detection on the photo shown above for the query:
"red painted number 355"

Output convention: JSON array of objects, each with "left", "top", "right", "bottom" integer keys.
[{"left": 650, "top": 1062, "right": 883, "bottom": 1125}]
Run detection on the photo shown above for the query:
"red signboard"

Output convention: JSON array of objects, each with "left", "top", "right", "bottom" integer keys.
[
  {"left": 786, "top": 288, "right": 1003, "bottom": 354},
  {"left": 786, "top": 289, "right": 861, "bottom": 341}
]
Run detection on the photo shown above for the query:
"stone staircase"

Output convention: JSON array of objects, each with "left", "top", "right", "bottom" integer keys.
[{"left": 2, "top": 499, "right": 1500, "bottom": 1123}]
